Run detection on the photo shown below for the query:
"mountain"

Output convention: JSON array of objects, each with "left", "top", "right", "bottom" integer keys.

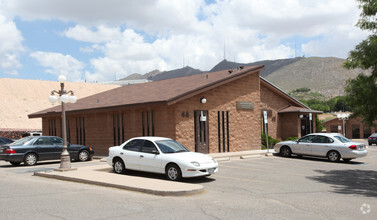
[
  {"left": 119, "top": 56, "right": 364, "bottom": 98},
  {"left": 147, "top": 66, "right": 203, "bottom": 81},
  {"left": 120, "top": 69, "right": 161, "bottom": 81},
  {"left": 210, "top": 57, "right": 303, "bottom": 78},
  {"left": 264, "top": 57, "right": 365, "bottom": 97}
]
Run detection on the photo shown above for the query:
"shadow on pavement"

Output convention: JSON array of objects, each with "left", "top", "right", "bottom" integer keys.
[
  {"left": 105, "top": 169, "right": 216, "bottom": 183},
  {"left": 308, "top": 169, "right": 377, "bottom": 197},
  {"left": 276, "top": 154, "right": 365, "bottom": 164}
]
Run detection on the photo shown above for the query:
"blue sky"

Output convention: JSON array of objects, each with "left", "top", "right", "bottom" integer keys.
[{"left": 0, "top": 0, "right": 368, "bottom": 82}]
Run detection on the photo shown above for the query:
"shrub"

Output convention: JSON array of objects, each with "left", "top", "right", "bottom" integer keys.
[
  {"left": 261, "top": 132, "right": 279, "bottom": 149},
  {"left": 285, "top": 137, "right": 298, "bottom": 141}
]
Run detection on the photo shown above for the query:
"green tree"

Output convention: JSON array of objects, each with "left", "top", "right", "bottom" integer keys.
[{"left": 343, "top": 0, "right": 377, "bottom": 125}]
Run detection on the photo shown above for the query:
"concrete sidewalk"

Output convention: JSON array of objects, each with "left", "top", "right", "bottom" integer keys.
[{"left": 34, "top": 149, "right": 273, "bottom": 196}]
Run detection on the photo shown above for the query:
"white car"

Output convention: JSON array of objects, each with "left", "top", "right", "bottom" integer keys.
[
  {"left": 106, "top": 137, "right": 218, "bottom": 181},
  {"left": 274, "top": 133, "right": 367, "bottom": 162}
]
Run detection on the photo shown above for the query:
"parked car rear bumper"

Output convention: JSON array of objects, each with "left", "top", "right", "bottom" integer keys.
[
  {"left": 342, "top": 150, "right": 368, "bottom": 159},
  {"left": 0, "top": 153, "right": 25, "bottom": 162}
]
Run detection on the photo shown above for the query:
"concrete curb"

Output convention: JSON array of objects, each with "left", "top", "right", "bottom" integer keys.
[{"left": 33, "top": 165, "right": 204, "bottom": 196}]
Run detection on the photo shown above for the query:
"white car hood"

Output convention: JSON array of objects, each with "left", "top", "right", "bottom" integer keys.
[{"left": 167, "top": 152, "right": 215, "bottom": 163}]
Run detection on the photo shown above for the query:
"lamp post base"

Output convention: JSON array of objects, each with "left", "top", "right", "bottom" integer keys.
[{"left": 54, "top": 151, "right": 77, "bottom": 172}]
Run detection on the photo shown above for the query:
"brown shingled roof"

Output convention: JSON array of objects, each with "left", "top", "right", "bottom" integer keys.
[
  {"left": 278, "top": 106, "right": 323, "bottom": 114},
  {"left": 29, "top": 65, "right": 264, "bottom": 118}
]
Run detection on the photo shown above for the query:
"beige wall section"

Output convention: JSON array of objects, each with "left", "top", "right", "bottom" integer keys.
[
  {"left": 174, "top": 73, "right": 261, "bottom": 153},
  {"left": 1, "top": 78, "right": 119, "bottom": 131}
]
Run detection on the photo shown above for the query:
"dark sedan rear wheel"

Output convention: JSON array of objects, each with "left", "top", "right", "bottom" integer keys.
[
  {"left": 78, "top": 150, "right": 90, "bottom": 162},
  {"left": 24, "top": 153, "right": 38, "bottom": 166},
  {"left": 113, "top": 158, "right": 126, "bottom": 174}
]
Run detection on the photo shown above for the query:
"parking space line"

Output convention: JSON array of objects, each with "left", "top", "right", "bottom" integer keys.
[
  {"left": 215, "top": 174, "right": 269, "bottom": 183},
  {"left": 220, "top": 164, "right": 306, "bottom": 177}
]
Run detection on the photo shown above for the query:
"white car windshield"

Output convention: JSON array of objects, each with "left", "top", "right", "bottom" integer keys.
[
  {"left": 334, "top": 136, "right": 351, "bottom": 143},
  {"left": 155, "top": 140, "right": 189, "bottom": 153}
]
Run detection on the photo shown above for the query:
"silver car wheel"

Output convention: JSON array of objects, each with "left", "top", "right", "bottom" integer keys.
[
  {"left": 113, "top": 159, "right": 125, "bottom": 174},
  {"left": 78, "top": 150, "right": 89, "bottom": 161},
  {"left": 328, "top": 151, "right": 340, "bottom": 162},
  {"left": 24, "top": 153, "right": 37, "bottom": 166},
  {"left": 166, "top": 164, "right": 182, "bottom": 181}
]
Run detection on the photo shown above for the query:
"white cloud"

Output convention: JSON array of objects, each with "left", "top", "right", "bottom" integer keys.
[
  {"left": 0, "top": 12, "right": 24, "bottom": 75},
  {"left": 29, "top": 51, "right": 85, "bottom": 81},
  {"left": 2, "top": 0, "right": 370, "bottom": 82},
  {"left": 64, "top": 25, "right": 123, "bottom": 43}
]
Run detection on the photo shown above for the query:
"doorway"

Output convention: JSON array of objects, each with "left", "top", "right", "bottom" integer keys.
[{"left": 194, "top": 110, "right": 209, "bottom": 153}]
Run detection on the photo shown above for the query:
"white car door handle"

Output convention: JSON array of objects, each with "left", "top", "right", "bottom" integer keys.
[{"left": 140, "top": 155, "right": 144, "bottom": 158}]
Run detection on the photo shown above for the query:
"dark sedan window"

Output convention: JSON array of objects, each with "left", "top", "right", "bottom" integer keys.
[
  {"left": 52, "top": 137, "right": 63, "bottom": 145},
  {"left": 141, "top": 140, "right": 158, "bottom": 154},
  {"left": 10, "top": 137, "right": 34, "bottom": 146},
  {"left": 34, "top": 137, "right": 53, "bottom": 145},
  {"left": 123, "top": 139, "right": 142, "bottom": 152}
]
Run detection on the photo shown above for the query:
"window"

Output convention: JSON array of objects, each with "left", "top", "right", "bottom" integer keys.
[
  {"left": 48, "top": 119, "right": 57, "bottom": 136},
  {"left": 52, "top": 137, "right": 63, "bottom": 145},
  {"left": 123, "top": 139, "right": 143, "bottom": 152},
  {"left": 330, "top": 125, "right": 338, "bottom": 133},
  {"left": 334, "top": 135, "right": 351, "bottom": 143},
  {"left": 141, "top": 140, "right": 158, "bottom": 154},
  {"left": 142, "top": 110, "right": 155, "bottom": 136},
  {"left": 313, "top": 136, "right": 334, "bottom": 143},
  {"left": 76, "top": 117, "right": 86, "bottom": 145},
  {"left": 364, "top": 125, "right": 371, "bottom": 138},
  {"left": 155, "top": 140, "right": 189, "bottom": 153},
  {"left": 217, "top": 111, "right": 230, "bottom": 152},
  {"left": 34, "top": 137, "right": 53, "bottom": 145},
  {"left": 299, "top": 135, "right": 316, "bottom": 143},
  {"left": 352, "top": 124, "right": 360, "bottom": 139},
  {"left": 113, "top": 113, "right": 125, "bottom": 146}
]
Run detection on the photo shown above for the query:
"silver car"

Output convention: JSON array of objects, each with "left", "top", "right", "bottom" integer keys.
[{"left": 274, "top": 133, "right": 367, "bottom": 162}]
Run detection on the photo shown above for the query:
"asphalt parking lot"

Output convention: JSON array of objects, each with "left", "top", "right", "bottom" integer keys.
[{"left": 0, "top": 145, "right": 376, "bottom": 219}]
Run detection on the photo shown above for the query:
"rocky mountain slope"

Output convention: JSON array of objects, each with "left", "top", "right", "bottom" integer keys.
[{"left": 121, "top": 57, "right": 366, "bottom": 98}]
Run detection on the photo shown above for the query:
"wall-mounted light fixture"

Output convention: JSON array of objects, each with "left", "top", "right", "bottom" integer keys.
[{"left": 200, "top": 97, "right": 207, "bottom": 104}]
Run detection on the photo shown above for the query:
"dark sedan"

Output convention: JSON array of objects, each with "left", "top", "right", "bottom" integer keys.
[
  {"left": 368, "top": 133, "right": 377, "bottom": 145},
  {"left": 0, "top": 137, "right": 14, "bottom": 146},
  {"left": 0, "top": 136, "right": 94, "bottom": 166}
]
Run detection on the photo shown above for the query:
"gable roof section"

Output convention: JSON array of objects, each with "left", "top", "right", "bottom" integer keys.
[
  {"left": 278, "top": 106, "right": 323, "bottom": 114},
  {"left": 29, "top": 65, "right": 264, "bottom": 118},
  {"left": 260, "top": 77, "right": 309, "bottom": 109}
]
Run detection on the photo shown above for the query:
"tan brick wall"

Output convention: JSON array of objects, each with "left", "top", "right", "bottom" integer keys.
[
  {"left": 40, "top": 72, "right": 263, "bottom": 155},
  {"left": 260, "top": 84, "right": 292, "bottom": 140},
  {"left": 279, "top": 113, "right": 300, "bottom": 140},
  {"left": 324, "top": 118, "right": 377, "bottom": 139},
  {"left": 175, "top": 73, "right": 261, "bottom": 152}
]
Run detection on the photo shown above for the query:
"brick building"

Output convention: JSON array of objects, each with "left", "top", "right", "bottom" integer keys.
[
  {"left": 29, "top": 65, "right": 320, "bottom": 155},
  {"left": 322, "top": 117, "right": 377, "bottom": 139}
]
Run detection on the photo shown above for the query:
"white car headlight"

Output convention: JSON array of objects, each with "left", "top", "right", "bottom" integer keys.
[{"left": 191, "top": 161, "right": 200, "bottom": 167}]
